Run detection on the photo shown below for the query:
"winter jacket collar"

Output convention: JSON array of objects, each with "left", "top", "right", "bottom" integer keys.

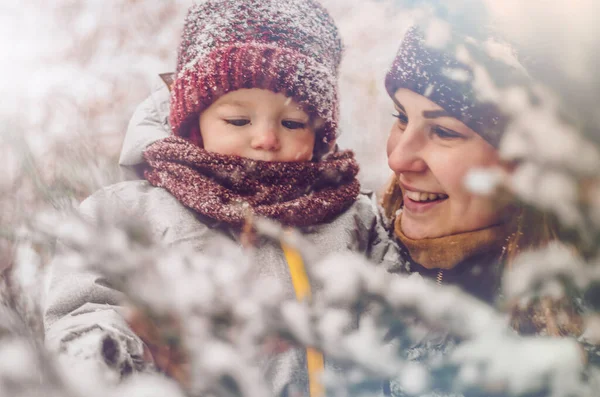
[{"left": 119, "top": 75, "right": 172, "bottom": 176}]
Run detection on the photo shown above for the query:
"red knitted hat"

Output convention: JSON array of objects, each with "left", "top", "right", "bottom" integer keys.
[{"left": 170, "top": 0, "right": 343, "bottom": 150}]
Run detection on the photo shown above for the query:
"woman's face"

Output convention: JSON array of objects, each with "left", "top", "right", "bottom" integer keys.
[{"left": 387, "top": 88, "right": 506, "bottom": 239}]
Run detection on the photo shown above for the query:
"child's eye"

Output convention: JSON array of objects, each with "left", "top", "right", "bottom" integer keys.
[
  {"left": 432, "top": 126, "right": 463, "bottom": 140},
  {"left": 282, "top": 120, "right": 306, "bottom": 130},
  {"left": 225, "top": 119, "right": 250, "bottom": 127}
]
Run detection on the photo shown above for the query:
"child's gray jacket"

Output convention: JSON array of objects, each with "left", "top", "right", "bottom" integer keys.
[{"left": 43, "top": 78, "right": 399, "bottom": 394}]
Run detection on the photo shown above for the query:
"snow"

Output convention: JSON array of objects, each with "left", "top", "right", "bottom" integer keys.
[
  {"left": 510, "top": 164, "right": 583, "bottom": 229},
  {"left": 397, "top": 362, "right": 429, "bottom": 395},
  {"left": 502, "top": 243, "right": 590, "bottom": 301},
  {"left": 452, "top": 335, "right": 584, "bottom": 397},
  {"left": 424, "top": 19, "right": 451, "bottom": 49},
  {"left": 464, "top": 167, "right": 505, "bottom": 196},
  {"left": 111, "top": 374, "right": 186, "bottom": 397},
  {"left": 1, "top": 0, "right": 600, "bottom": 396},
  {"left": 0, "top": 340, "right": 36, "bottom": 382},
  {"left": 314, "top": 253, "right": 364, "bottom": 304}
]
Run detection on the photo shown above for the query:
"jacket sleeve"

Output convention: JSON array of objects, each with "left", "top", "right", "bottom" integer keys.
[
  {"left": 352, "top": 192, "right": 403, "bottom": 271},
  {"left": 43, "top": 190, "right": 150, "bottom": 379}
]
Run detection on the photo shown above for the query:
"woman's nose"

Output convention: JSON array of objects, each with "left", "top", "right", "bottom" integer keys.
[
  {"left": 251, "top": 124, "right": 281, "bottom": 151},
  {"left": 387, "top": 125, "right": 428, "bottom": 174}
]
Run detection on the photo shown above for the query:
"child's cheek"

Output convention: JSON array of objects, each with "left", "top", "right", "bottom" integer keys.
[
  {"left": 290, "top": 140, "right": 314, "bottom": 161},
  {"left": 204, "top": 134, "right": 245, "bottom": 157},
  {"left": 294, "top": 149, "right": 311, "bottom": 161}
]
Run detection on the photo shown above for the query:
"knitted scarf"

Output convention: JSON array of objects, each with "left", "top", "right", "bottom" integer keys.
[
  {"left": 143, "top": 136, "right": 360, "bottom": 227},
  {"left": 394, "top": 213, "right": 511, "bottom": 270}
]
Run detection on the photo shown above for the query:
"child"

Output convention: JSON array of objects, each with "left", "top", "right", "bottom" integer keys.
[{"left": 43, "top": 0, "right": 396, "bottom": 394}]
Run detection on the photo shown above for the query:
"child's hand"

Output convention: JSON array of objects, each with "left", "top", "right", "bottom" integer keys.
[
  {"left": 57, "top": 326, "right": 142, "bottom": 384},
  {"left": 127, "top": 307, "right": 190, "bottom": 387}
]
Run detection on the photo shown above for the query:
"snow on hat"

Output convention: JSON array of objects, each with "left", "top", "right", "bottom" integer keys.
[
  {"left": 385, "top": 26, "right": 525, "bottom": 148},
  {"left": 170, "top": 0, "right": 343, "bottom": 150}
]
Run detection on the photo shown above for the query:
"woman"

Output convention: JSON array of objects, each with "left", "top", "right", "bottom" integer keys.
[
  {"left": 377, "top": 25, "right": 600, "bottom": 397},
  {"left": 381, "top": 27, "right": 582, "bottom": 339}
]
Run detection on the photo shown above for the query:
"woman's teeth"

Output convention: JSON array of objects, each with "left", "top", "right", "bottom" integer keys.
[{"left": 405, "top": 191, "right": 448, "bottom": 202}]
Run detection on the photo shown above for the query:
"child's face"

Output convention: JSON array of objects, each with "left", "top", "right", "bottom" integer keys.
[{"left": 199, "top": 89, "right": 316, "bottom": 162}]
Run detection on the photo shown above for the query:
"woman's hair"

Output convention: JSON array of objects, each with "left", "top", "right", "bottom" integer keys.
[
  {"left": 503, "top": 206, "right": 583, "bottom": 337},
  {"left": 381, "top": 174, "right": 583, "bottom": 338}
]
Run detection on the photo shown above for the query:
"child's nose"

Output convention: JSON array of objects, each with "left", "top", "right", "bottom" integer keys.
[{"left": 251, "top": 125, "right": 281, "bottom": 151}]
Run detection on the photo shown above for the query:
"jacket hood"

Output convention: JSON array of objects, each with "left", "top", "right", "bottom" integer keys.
[{"left": 119, "top": 76, "right": 172, "bottom": 176}]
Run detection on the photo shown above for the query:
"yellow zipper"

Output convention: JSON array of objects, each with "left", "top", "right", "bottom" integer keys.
[{"left": 281, "top": 240, "right": 325, "bottom": 397}]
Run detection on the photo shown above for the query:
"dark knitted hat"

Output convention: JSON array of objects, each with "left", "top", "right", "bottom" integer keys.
[
  {"left": 385, "top": 27, "right": 526, "bottom": 148},
  {"left": 170, "top": 0, "right": 343, "bottom": 149}
]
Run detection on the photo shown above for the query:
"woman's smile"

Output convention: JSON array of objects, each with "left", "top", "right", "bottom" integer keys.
[{"left": 402, "top": 187, "right": 449, "bottom": 214}]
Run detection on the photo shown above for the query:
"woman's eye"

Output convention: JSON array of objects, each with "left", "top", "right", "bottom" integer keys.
[
  {"left": 282, "top": 120, "right": 306, "bottom": 130},
  {"left": 392, "top": 111, "right": 408, "bottom": 126},
  {"left": 225, "top": 119, "right": 250, "bottom": 127},
  {"left": 432, "top": 126, "right": 463, "bottom": 140}
]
